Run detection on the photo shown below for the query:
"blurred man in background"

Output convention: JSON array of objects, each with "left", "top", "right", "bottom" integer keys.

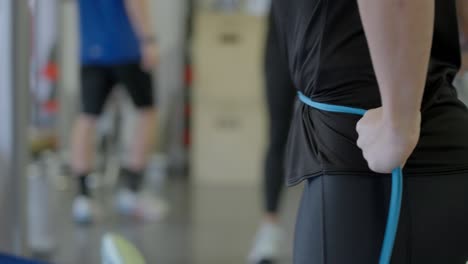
[{"left": 71, "top": 0, "right": 166, "bottom": 224}]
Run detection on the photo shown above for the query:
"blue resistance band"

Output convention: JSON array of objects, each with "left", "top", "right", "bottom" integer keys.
[{"left": 298, "top": 91, "right": 403, "bottom": 264}]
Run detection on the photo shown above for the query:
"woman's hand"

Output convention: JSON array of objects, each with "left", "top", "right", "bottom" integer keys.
[{"left": 356, "top": 107, "right": 421, "bottom": 173}]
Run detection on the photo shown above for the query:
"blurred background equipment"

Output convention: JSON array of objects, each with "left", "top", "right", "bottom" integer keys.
[
  {"left": 29, "top": 0, "right": 59, "bottom": 156},
  {"left": 0, "top": 0, "right": 30, "bottom": 256},
  {"left": 27, "top": 0, "right": 59, "bottom": 255},
  {"left": 191, "top": 2, "right": 268, "bottom": 186},
  {"left": 27, "top": 160, "right": 56, "bottom": 255}
]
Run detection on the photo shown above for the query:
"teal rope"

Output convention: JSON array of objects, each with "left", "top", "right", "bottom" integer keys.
[{"left": 298, "top": 91, "right": 403, "bottom": 264}]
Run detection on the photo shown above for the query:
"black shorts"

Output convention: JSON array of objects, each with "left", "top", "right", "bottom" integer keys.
[
  {"left": 294, "top": 174, "right": 468, "bottom": 264},
  {"left": 80, "top": 64, "right": 155, "bottom": 116}
]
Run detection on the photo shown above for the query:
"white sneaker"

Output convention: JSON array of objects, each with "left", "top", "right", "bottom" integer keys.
[
  {"left": 115, "top": 189, "right": 168, "bottom": 222},
  {"left": 248, "top": 222, "right": 283, "bottom": 264},
  {"left": 72, "top": 196, "right": 97, "bottom": 224}
]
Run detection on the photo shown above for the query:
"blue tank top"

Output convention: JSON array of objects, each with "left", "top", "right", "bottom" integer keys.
[{"left": 78, "top": 0, "right": 141, "bottom": 65}]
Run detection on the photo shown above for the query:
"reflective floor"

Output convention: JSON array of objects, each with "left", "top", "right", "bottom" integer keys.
[{"left": 35, "top": 176, "right": 301, "bottom": 264}]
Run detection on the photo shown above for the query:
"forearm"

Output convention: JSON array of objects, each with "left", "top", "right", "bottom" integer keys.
[
  {"left": 125, "top": 0, "right": 154, "bottom": 42},
  {"left": 357, "top": 0, "right": 434, "bottom": 122}
]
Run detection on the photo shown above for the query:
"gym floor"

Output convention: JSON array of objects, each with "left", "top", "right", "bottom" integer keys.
[{"left": 41, "top": 176, "right": 301, "bottom": 264}]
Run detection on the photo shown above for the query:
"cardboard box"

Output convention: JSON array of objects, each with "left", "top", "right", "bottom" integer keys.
[
  {"left": 192, "top": 12, "right": 267, "bottom": 102},
  {"left": 192, "top": 12, "right": 268, "bottom": 186},
  {"left": 192, "top": 99, "right": 266, "bottom": 186}
]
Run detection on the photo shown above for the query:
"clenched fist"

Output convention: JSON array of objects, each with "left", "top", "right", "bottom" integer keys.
[{"left": 356, "top": 107, "right": 421, "bottom": 173}]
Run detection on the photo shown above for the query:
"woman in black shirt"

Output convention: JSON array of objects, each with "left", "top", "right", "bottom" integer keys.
[{"left": 272, "top": 0, "right": 468, "bottom": 263}]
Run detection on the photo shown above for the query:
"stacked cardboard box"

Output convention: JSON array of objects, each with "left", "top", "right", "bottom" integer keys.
[{"left": 192, "top": 12, "right": 267, "bottom": 186}]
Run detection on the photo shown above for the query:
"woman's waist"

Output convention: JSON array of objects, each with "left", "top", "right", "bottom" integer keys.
[
  {"left": 300, "top": 74, "right": 457, "bottom": 111},
  {"left": 294, "top": 94, "right": 468, "bottom": 173}
]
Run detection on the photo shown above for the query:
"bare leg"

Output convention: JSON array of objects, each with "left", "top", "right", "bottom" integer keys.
[
  {"left": 127, "top": 107, "right": 157, "bottom": 172},
  {"left": 115, "top": 107, "right": 167, "bottom": 221},
  {"left": 71, "top": 113, "right": 99, "bottom": 224},
  {"left": 71, "top": 114, "right": 97, "bottom": 175}
]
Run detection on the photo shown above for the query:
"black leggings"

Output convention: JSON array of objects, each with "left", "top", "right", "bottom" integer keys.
[
  {"left": 264, "top": 12, "right": 296, "bottom": 213},
  {"left": 294, "top": 174, "right": 468, "bottom": 264}
]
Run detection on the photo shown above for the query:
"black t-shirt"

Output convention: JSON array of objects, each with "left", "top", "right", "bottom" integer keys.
[{"left": 271, "top": 0, "right": 468, "bottom": 186}]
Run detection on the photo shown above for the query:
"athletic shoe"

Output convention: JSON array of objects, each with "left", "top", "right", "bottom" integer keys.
[
  {"left": 72, "top": 195, "right": 98, "bottom": 224},
  {"left": 115, "top": 189, "right": 168, "bottom": 222},
  {"left": 248, "top": 222, "right": 283, "bottom": 264}
]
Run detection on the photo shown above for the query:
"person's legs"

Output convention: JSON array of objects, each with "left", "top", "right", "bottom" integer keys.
[
  {"left": 130, "top": 108, "right": 156, "bottom": 171},
  {"left": 71, "top": 115, "right": 97, "bottom": 196},
  {"left": 295, "top": 174, "right": 416, "bottom": 264},
  {"left": 293, "top": 177, "right": 326, "bottom": 264},
  {"left": 263, "top": 6, "right": 296, "bottom": 219},
  {"left": 248, "top": 11, "right": 295, "bottom": 264},
  {"left": 408, "top": 174, "right": 468, "bottom": 263},
  {"left": 294, "top": 175, "right": 395, "bottom": 264},
  {"left": 263, "top": 69, "right": 295, "bottom": 220},
  {"left": 294, "top": 174, "right": 468, "bottom": 264},
  {"left": 116, "top": 107, "right": 156, "bottom": 195},
  {"left": 113, "top": 64, "right": 166, "bottom": 221},
  {"left": 71, "top": 66, "right": 114, "bottom": 223},
  {"left": 114, "top": 64, "right": 155, "bottom": 190}
]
